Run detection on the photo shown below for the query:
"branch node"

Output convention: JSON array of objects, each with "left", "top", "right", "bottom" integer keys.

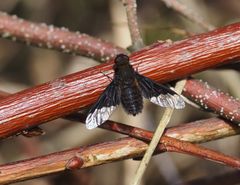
[{"left": 66, "top": 156, "right": 84, "bottom": 170}]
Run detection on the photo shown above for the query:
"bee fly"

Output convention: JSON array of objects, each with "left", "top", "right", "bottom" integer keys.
[{"left": 86, "top": 54, "right": 185, "bottom": 129}]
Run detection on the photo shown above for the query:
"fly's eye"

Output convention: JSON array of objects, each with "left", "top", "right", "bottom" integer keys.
[{"left": 115, "top": 54, "right": 129, "bottom": 64}]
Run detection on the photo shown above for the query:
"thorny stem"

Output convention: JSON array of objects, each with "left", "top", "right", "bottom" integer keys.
[
  {"left": 131, "top": 79, "right": 186, "bottom": 185},
  {"left": 0, "top": 11, "right": 126, "bottom": 62},
  {"left": 161, "top": 0, "right": 215, "bottom": 31},
  {"left": 122, "top": 0, "right": 144, "bottom": 50}
]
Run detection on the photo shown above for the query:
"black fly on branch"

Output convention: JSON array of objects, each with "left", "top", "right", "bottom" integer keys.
[{"left": 85, "top": 54, "right": 185, "bottom": 129}]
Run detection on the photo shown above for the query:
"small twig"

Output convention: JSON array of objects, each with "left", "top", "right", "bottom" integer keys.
[
  {"left": 96, "top": 117, "right": 240, "bottom": 144},
  {"left": 161, "top": 0, "right": 215, "bottom": 31},
  {"left": 67, "top": 109, "right": 240, "bottom": 172},
  {"left": 131, "top": 79, "right": 186, "bottom": 185},
  {"left": 0, "top": 11, "right": 126, "bottom": 62},
  {"left": 161, "top": 135, "right": 240, "bottom": 168},
  {"left": 68, "top": 113, "right": 240, "bottom": 176},
  {"left": 122, "top": 0, "right": 144, "bottom": 50}
]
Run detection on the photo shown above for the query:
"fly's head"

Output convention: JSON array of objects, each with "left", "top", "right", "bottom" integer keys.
[{"left": 113, "top": 54, "right": 130, "bottom": 71}]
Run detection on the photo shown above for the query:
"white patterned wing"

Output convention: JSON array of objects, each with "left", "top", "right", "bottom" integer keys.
[
  {"left": 86, "top": 106, "right": 116, "bottom": 129},
  {"left": 85, "top": 81, "right": 120, "bottom": 129},
  {"left": 150, "top": 94, "right": 185, "bottom": 109},
  {"left": 136, "top": 73, "right": 185, "bottom": 109}
]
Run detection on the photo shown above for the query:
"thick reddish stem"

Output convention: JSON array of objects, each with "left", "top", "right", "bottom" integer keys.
[{"left": 0, "top": 23, "right": 240, "bottom": 138}]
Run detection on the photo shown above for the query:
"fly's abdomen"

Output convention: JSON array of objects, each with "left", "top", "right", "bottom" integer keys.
[{"left": 121, "top": 85, "right": 143, "bottom": 116}]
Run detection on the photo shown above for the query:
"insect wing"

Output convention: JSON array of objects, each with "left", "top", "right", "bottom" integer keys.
[
  {"left": 85, "top": 81, "right": 120, "bottom": 129},
  {"left": 136, "top": 73, "right": 185, "bottom": 109}
]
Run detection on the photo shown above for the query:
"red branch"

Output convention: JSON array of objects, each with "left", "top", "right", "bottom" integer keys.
[
  {"left": 0, "top": 23, "right": 240, "bottom": 138},
  {"left": 67, "top": 113, "right": 240, "bottom": 168},
  {"left": 1, "top": 87, "right": 240, "bottom": 182},
  {"left": 0, "top": 88, "right": 239, "bottom": 143},
  {"left": 2, "top": 87, "right": 240, "bottom": 181},
  {"left": 184, "top": 79, "right": 240, "bottom": 123},
  {"left": 0, "top": 12, "right": 126, "bottom": 61},
  {"left": 65, "top": 113, "right": 240, "bottom": 144},
  {"left": 0, "top": 117, "right": 240, "bottom": 184},
  {"left": 1, "top": 88, "right": 240, "bottom": 182}
]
